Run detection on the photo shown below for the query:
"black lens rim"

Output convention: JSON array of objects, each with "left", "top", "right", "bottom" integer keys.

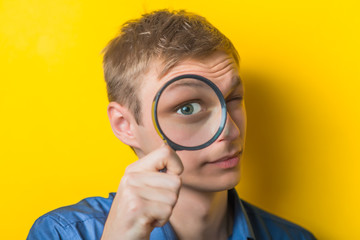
[{"left": 152, "top": 74, "right": 227, "bottom": 151}]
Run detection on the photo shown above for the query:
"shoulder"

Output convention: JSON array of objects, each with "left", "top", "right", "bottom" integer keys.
[
  {"left": 241, "top": 200, "right": 316, "bottom": 240},
  {"left": 27, "top": 193, "right": 116, "bottom": 240}
]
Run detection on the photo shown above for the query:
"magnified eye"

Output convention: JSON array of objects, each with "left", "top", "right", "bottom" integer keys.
[{"left": 176, "top": 103, "right": 201, "bottom": 115}]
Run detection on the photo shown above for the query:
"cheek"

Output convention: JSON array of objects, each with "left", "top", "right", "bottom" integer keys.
[
  {"left": 176, "top": 149, "right": 210, "bottom": 174},
  {"left": 176, "top": 151, "right": 200, "bottom": 170},
  {"left": 136, "top": 106, "right": 165, "bottom": 154},
  {"left": 136, "top": 126, "right": 165, "bottom": 155}
]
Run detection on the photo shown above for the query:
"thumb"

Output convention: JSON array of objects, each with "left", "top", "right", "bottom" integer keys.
[
  {"left": 131, "top": 144, "right": 184, "bottom": 175},
  {"left": 161, "top": 144, "right": 184, "bottom": 175}
]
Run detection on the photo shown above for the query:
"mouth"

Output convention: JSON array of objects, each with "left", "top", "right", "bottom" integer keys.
[{"left": 208, "top": 151, "right": 242, "bottom": 169}]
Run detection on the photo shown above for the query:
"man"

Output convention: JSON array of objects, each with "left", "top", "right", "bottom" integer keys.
[{"left": 28, "top": 10, "right": 316, "bottom": 240}]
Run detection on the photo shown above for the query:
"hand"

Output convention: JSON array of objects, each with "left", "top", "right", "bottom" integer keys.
[{"left": 101, "top": 144, "right": 184, "bottom": 240}]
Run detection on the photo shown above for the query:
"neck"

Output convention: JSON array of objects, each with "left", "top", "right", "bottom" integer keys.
[{"left": 170, "top": 187, "right": 232, "bottom": 240}]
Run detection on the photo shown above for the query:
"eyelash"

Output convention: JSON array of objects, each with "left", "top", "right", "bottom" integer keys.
[
  {"left": 226, "top": 96, "right": 243, "bottom": 103},
  {"left": 172, "top": 99, "right": 202, "bottom": 112}
]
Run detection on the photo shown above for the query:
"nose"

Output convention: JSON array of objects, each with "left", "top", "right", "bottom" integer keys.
[{"left": 217, "top": 112, "right": 240, "bottom": 142}]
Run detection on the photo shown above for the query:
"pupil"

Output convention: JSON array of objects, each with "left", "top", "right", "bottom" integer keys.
[{"left": 181, "top": 105, "right": 193, "bottom": 115}]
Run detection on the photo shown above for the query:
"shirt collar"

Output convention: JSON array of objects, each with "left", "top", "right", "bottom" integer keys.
[
  {"left": 150, "top": 189, "right": 256, "bottom": 240},
  {"left": 228, "top": 188, "right": 256, "bottom": 240}
]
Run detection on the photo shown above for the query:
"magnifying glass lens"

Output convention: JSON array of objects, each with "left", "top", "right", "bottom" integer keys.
[{"left": 156, "top": 77, "right": 223, "bottom": 148}]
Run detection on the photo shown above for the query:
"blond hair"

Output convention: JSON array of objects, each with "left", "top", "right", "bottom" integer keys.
[{"left": 102, "top": 9, "right": 239, "bottom": 124}]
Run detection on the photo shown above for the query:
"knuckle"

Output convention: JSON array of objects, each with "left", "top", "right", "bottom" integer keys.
[
  {"left": 121, "top": 173, "right": 134, "bottom": 187},
  {"left": 169, "top": 175, "right": 182, "bottom": 190},
  {"left": 138, "top": 216, "right": 151, "bottom": 229},
  {"left": 159, "top": 145, "right": 172, "bottom": 158},
  {"left": 178, "top": 163, "right": 184, "bottom": 173},
  {"left": 121, "top": 185, "right": 138, "bottom": 200},
  {"left": 127, "top": 197, "right": 142, "bottom": 214},
  {"left": 162, "top": 204, "right": 173, "bottom": 217},
  {"left": 124, "top": 164, "right": 135, "bottom": 174},
  {"left": 173, "top": 175, "right": 182, "bottom": 188},
  {"left": 175, "top": 159, "right": 184, "bottom": 174},
  {"left": 167, "top": 192, "right": 178, "bottom": 206},
  {"left": 171, "top": 162, "right": 184, "bottom": 176},
  {"left": 124, "top": 172, "right": 142, "bottom": 187},
  {"left": 120, "top": 175, "right": 129, "bottom": 186}
]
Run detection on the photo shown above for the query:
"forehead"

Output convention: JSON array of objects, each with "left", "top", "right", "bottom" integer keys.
[
  {"left": 139, "top": 51, "right": 241, "bottom": 106},
  {"left": 162, "top": 52, "right": 238, "bottom": 82}
]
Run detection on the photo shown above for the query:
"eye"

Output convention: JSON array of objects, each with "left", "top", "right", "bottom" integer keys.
[
  {"left": 176, "top": 103, "right": 202, "bottom": 115},
  {"left": 227, "top": 95, "right": 243, "bottom": 103}
]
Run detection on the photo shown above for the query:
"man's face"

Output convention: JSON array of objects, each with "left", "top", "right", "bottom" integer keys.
[{"left": 134, "top": 50, "right": 247, "bottom": 192}]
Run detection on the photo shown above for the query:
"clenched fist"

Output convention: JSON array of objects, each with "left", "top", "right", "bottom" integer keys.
[{"left": 101, "top": 145, "right": 183, "bottom": 240}]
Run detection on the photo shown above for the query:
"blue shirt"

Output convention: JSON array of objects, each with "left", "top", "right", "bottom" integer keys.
[{"left": 27, "top": 189, "right": 316, "bottom": 239}]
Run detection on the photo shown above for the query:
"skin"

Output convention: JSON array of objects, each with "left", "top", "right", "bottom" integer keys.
[{"left": 102, "top": 50, "right": 247, "bottom": 240}]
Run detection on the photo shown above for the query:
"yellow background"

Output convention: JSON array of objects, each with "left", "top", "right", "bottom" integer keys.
[{"left": 1, "top": 0, "right": 359, "bottom": 239}]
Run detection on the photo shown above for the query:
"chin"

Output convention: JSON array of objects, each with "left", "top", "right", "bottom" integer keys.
[
  {"left": 213, "top": 174, "right": 240, "bottom": 191},
  {"left": 183, "top": 171, "right": 241, "bottom": 193}
]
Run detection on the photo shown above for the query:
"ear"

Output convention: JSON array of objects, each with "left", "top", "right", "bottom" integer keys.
[{"left": 107, "top": 102, "right": 140, "bottom": 148}]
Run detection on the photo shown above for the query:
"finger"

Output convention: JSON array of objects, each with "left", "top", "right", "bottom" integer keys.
[
  {"left": 128, "top": 144, "right": 184, "bottom": 175},
  {"left": 124, "top": 172, "right": 181, "bottom": 192},
  {"left": 141, "top": 201, "right": 174, "bottom": 228},
  {"left": 163, "top": 145, "right": 184, "bottom": 175},
  {"left": 134, "top": 185, "right": 179, "bottom": 206},
  {"left": 119, "top": 199, "right": 173, "bottom": 236}
]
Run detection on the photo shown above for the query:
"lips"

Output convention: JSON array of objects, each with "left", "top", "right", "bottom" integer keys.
[{"left": 209, "top": 151, "right": 242, "bottom": 169}]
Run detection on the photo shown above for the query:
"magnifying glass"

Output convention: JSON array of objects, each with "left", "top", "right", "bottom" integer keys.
[{"left": 152, "top": 74, "right": 227, "bottom": 151}]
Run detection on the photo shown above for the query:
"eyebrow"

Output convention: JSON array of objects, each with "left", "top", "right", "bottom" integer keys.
[
  {"left": 166, "top": 79, "right": 210, "bottom": 90},
  {"left": 164, "top": 75, "right": 242, "bottom": 95},
  {"left": 231, "top": 75, "right": 242, "bottom": 89}
]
